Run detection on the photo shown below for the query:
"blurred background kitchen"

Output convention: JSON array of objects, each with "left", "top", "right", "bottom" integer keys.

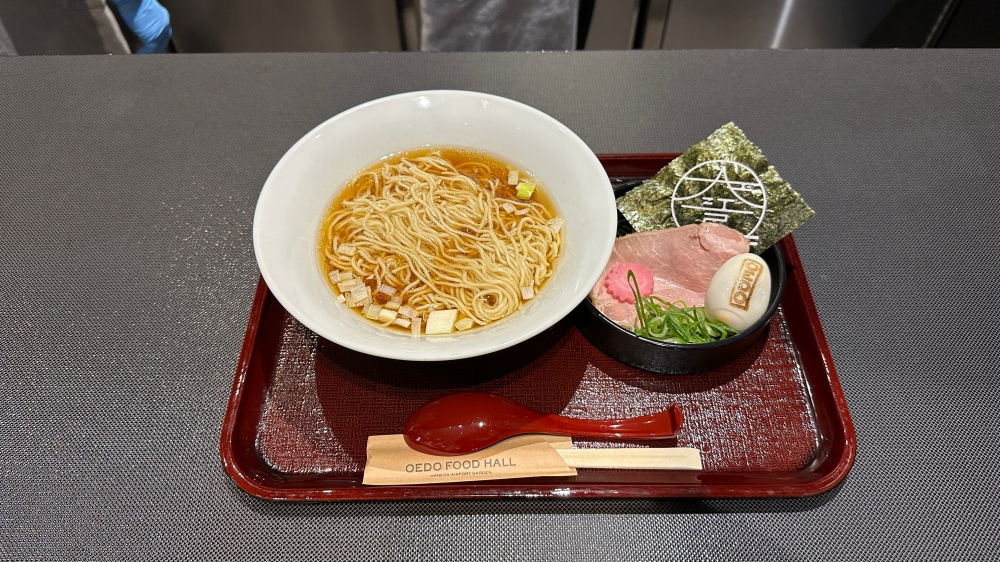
[{"left": 0, "top": 0, "right": 996, "bottom": 56}]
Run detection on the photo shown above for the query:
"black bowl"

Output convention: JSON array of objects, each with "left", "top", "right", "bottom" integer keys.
[
  {"left": 572, "top": 179, "right": 787, "bottom": 374},
  {"left": 573, "top": 244, "right": 786, "bottom": 374}
]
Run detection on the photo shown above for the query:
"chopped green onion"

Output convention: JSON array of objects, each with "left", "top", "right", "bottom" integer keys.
[
  {"left": 516, "top": 182, "right": 536, "bottom": 200},
  {"left": 627, "top": 269, "right": 738, "bottom": 344}
]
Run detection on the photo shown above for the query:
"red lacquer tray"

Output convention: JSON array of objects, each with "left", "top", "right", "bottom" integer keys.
[{"left": 220, "top": 154, "right": 855, "bottom": 501}]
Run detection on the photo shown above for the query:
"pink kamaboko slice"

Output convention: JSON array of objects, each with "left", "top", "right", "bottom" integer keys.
[{"left": 604, "top": 262, "right": 653, "bottom": 304}]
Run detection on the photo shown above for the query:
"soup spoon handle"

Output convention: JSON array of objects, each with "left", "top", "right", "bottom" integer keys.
[{"left": 520, "top": 405, "right": 683, "bottom": 440}]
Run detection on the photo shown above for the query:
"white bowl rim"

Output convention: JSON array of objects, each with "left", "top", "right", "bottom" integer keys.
[{"left": 253, "top": 89, "right": 616, "bottom": 361}]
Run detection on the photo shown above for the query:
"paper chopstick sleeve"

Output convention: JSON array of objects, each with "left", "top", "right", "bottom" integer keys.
[{"left": 363, "top": 434, "right": 576, "bottom": 486}]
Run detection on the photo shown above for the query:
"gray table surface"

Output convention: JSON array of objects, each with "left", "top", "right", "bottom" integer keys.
[{"left": 1, "top": 49, "right": 997, "bottom": 561}]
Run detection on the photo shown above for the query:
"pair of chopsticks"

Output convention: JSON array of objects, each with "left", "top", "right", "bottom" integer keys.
[{"left": 549, "top": 443, "right": 702, "bottom": 470}]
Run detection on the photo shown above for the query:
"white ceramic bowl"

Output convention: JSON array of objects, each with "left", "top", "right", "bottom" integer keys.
[{"left": 253, "top": 90, "right": 615, "bottom": 361}]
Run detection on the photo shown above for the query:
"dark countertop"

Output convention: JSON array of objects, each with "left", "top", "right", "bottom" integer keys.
[{"left": 1, "top": 50, "right": 997, "bottom": 561}]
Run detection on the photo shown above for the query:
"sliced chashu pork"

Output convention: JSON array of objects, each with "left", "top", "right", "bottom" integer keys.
[{"left": 590, "top": 223, "right": 750, "bottom": 327}]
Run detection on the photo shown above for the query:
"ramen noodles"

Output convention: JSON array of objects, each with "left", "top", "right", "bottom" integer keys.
[{"left": 319, "top": 148, "right": 563, "bottom": 335}]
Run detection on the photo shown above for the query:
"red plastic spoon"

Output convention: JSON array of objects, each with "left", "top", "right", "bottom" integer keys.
[{"left": 403, "top": 391, "right": 683, "bottom": 456}]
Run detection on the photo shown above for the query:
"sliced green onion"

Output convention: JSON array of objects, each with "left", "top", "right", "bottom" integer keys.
[{"left": 626, "top": 269, "right": 738, "bottom": 344}]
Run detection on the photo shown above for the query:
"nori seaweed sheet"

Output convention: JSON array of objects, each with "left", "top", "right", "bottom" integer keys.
[{"left": 616, "top": 122, "right": 814, "bottom": 253}]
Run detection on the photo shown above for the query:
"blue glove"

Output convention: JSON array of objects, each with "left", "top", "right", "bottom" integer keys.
[{"left": 110, "top": 0, "right": 172, "bottom": 54}]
